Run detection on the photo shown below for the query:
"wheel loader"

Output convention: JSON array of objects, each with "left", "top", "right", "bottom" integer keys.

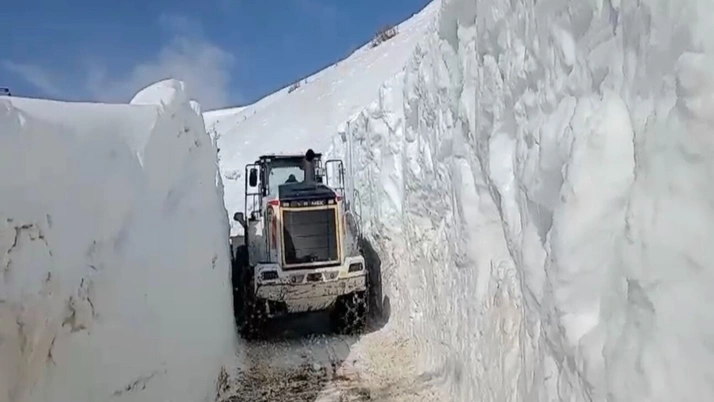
[{"left": 230, "top": 149, "right": 368, "bottom": 339}]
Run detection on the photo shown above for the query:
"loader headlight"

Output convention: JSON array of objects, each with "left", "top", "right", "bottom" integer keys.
[
  {"left": 348, "top": 263, "right": 363, "bottom": 273},
  {"left": 261, "top": 271, "right": 279, "bottom": 281}
]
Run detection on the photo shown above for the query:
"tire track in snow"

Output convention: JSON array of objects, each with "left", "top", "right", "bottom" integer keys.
[{"left": 222, "top": 315, "right": 446, "bottom": 402}]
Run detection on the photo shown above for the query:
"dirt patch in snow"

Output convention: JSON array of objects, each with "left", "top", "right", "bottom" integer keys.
[{"left": 227, "top": 361, "right": 386, "bottom": 402}]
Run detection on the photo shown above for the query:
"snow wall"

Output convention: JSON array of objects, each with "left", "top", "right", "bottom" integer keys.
[
  {"left": 0, "top": 79, "right": 237, "bottom": 402},
  {"left": 331, "top": 0, "right": 714, "bottom": 400}
]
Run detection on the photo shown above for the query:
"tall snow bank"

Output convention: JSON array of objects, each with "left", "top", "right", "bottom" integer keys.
[
  {"left": 0, "top": 79, "right": 236, "bottom": 402},
  {"left": 333, "top": 0, "right": 714, "bottom": 400}
]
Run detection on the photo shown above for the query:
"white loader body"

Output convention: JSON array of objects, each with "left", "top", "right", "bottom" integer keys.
[{"left": 237, "top": 151, "right": 366, "bottom": 315}]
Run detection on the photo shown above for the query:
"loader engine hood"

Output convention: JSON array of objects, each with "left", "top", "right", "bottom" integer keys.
[{"left": 276, "top": 183, "right": 341, "bottom": 268}]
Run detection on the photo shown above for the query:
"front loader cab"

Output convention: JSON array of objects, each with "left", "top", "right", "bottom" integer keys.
[
  {"left": 254, "top": 150, "right": 324, "bottom": 194},
  {"left": 236, "top": 149, "right": 347, "bottom": 227},
  {"left": 239, "top": 149, "right": 348, "bottom": 224},
  {"left": 243, "top": 151, "right": 320, "bottom": 215}
]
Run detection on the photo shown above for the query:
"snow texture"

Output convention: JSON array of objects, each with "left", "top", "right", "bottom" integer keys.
[
  {"left": 0, "top": 79, "right": 237, "bottom": 402},
  {"left": 328, "top": 0, "right": 714, "bottom": 400}
]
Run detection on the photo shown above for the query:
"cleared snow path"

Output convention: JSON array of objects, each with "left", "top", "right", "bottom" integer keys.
[
  {"left": 221, "top": 318, "right": 446, "bottom": 402},
  {"left": 218, "top": 238, "right": 446, "bottom": 401},
  {"left": 208, "top": 2, "right": 445, "bottom": 400}
]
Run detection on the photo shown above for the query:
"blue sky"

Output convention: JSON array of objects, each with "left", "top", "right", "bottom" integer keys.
[{"left": 1, "top": 0, "right": 431, "bottom": 110}]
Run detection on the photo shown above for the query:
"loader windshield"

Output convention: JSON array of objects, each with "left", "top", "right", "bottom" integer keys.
[
  {"left": 267, "top": 163, "right": 304, "bottom": 195},
  {"left": 266, "top": 157, "right": 305, "bottom": 194}
]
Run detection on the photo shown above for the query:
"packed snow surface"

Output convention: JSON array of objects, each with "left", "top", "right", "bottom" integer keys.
[
  {"left": 0, "top": 79, "right": 236, "bottom": 402},
  {"left": 212, "top": 0, "right": 714, "bottom": 400}
]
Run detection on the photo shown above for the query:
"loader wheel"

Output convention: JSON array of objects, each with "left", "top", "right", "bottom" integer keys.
[
  {"left": 238, "top": 266, "right": 267, "bottom": 340},
  {"left": 330, "top": 283, "right": 369, "bottom": 335},
  {"left": 231, "top": 246, "right": 247, "bottom": 324},
  {"left": 232, "top": 247, "right": 266, "bottom": 340}
]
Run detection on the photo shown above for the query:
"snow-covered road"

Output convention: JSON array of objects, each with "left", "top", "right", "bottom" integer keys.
[
  {"left": 219, "top": 236, "right": 445, "bottom": 401},
  {"left": 221, "top": 315, "right": 446, "bottom": 402}
]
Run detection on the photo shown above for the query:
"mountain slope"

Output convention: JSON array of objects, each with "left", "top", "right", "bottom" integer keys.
[{"left": 204, "top": 1, "right": 439, "bottom": 235}]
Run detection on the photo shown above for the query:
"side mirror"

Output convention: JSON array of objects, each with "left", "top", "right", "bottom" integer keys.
[
  {"left": 249, "top": 168, "right": 258, "bottom": 187},
  {"left": 233, "top": 212, "right": 246, "bottom": 228}
]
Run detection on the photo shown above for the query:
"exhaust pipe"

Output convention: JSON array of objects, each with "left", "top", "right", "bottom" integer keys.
[{"left": 303, "top": 149, "right": 316, "bottom": 184}]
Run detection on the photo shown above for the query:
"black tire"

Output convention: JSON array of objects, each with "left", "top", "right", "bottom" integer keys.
[
  {"left": 330, "top": 278, "right": 369, "bottom": 335},
  {"left": 232, "top": 246, "right": 266, "bottom": 340},
  {"left": 231, "top": 246, "right": 247, "bottom": 323},
  {"left": 239, "top": 266, "right": 267, "bottom": 340}
]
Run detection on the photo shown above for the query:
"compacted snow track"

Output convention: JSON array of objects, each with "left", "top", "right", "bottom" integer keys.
[
  {"left": 220, "top": 245, "right": 445, "bottom": 402},
  {"left": 222, "top": 315, "right": 446, "bottom": 402}
]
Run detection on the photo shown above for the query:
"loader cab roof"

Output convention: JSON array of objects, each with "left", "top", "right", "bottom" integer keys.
[{"left": 256, "top": 152, "right": 322, "bottom": 164}]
